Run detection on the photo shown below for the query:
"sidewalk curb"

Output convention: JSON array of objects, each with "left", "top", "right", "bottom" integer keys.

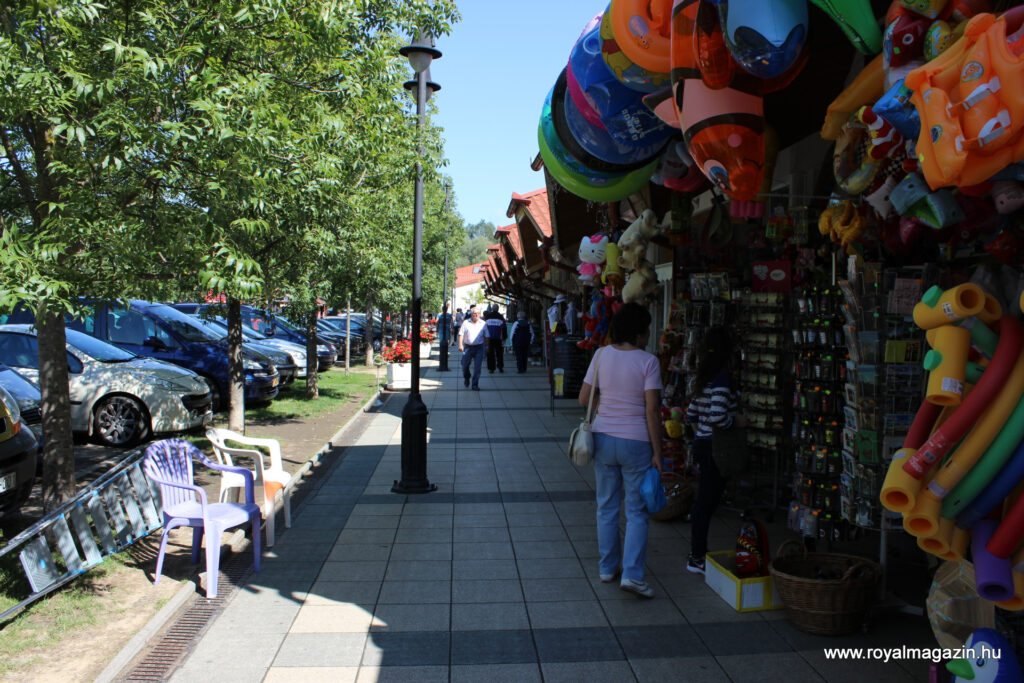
[
  {"left": 101, "top": 382, "right": 387, "bottom": 681},
  {"left": 94, "top": 580, "right": 195, "bottom": 683}
]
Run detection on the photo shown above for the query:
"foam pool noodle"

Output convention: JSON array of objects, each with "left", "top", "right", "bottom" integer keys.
[
  {"left": 988, "top": 474, "right": 1024, "bottom": 558},
  {"left": 906, "top": 489, "right": 944, "bottom": 537},
  {"left": 947, "top": 526, "right": 970, "bottom": 561},
  {"left": 927, "top": 351, "right": 1024, "bottom": 499},
  {"left": 973, "top": 518, "right": 1016, "bottom": 602},
  {"left": 919, "top": 516, "right": 956, "bottom": 556},
  {"left": 923, "top": 325, "right": 971, "bottom": 406},
  {"left": 959, "top": 315, "right": 1000, "bottom": 359},
  {"left": 943, "top": 395, "right": 1024, "bottom": 520},
  {"left": 995, "top": 569, "right": 1024, "bottom": 611},
  {"left": 954, "top": 437, "right": 1024, "bottom": 529},
  {"left": 912, "top": 283, "right": 986, "bottom": 329},
  {"left": 903, "top": 316, "right": 1023, "bottom": 479},
  {"left": 881, "top": 400, "right": 944, "bottom": 512}
]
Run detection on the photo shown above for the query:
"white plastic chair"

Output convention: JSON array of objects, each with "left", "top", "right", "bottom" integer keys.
[{"left": 206, "top": 428, "right": 292, "bottom": 546}]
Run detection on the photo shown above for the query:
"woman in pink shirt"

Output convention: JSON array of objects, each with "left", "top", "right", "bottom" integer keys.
[{"left": 578, "top": 302, "right": 663, "bottom": 598}]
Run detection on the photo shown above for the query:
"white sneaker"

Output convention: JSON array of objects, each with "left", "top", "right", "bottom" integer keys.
[{"left": 619, "top": 578, "right": 655, "bottom": 598}]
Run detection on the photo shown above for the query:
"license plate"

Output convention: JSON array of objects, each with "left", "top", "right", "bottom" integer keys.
[
  {"left": 271, "top": 376, "right": 279, "bottom": 388},
  {"left": 0, "top": 472, "right": 15, "bottom": 494}
]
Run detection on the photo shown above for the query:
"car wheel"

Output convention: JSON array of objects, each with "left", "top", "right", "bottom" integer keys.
[
  {"left": 202, "top": 377, "right": 224, "bottom": 412},
  {"left": 93, "top": 395, "right": 150, "bottom": 448}
]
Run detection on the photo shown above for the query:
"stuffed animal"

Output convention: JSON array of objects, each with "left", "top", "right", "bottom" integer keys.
[
  {"left": 622, "top": 261, "right": 659, "bottom": 303},
  {"left": 665, "top": 406, "right": 685, "bottom": 439},
  {"left": 577, "top": 234, "right": 609, "bottom": 283},
  {"left": 578, "top": 291, "right": 605, "bottom": 350},
  {"left": 602, "top": 242, "right": 624, "bottom": 289},
  {"left": 617, "top": 209, "right": 660, "bottom": 270}
]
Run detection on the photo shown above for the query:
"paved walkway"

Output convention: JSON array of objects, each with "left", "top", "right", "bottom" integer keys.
[{"left": 168, "top": 348, "right": 934, "bottom": 683}]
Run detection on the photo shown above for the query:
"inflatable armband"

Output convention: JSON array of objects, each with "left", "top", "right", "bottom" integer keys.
[
  {"left": 884, "top": 14, "right": 929, "bottom": 69},
  {"left": 899, "top": 0, "right": 948, "bottom": 20},
  {"left": 874, "top": 79, "right": 921, "bottom": 140},
  {"left": 908, "top": 8, "right": 1024, "bottom": 190}
]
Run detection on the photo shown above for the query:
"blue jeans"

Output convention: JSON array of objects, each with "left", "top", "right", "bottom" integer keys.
[
  {"left": 461, "top": 344, "right": 484, "bottom": 387},
  {"left": 594, "top": 432, "right": 652, "bottom": 582}
]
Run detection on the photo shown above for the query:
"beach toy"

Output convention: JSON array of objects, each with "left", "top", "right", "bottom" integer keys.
[
  {"left": 912, "top": 284, "right": 986, "bottom": 329},
  {"left": 881, "top": 400, "right": 943, "bottom": 512},
  {"left": 695, "top": 0, "right": 736, "bottom": 89},
  {"left": 995, "top": 568, "right": 1024, "bottom": 611},
  {"left": 651, "top": 139, "right": 710, "bottom": 192},
  {"left": 947, "top": 525, "right": 970, "bottom": 560},
  {"left": 883, "top": 13, "right": 929, "bottom": 69},
  {"left": 923, "top": 325, "right": 970, "bottom": 405},
  {"left": 988, "top": 475, "right": 1024, "bottom": 558},
  {"left": 822, "top": 53, "right": 885, "bottom": 140},
  {"left": 873, "top": 79, "right": 921, "bottom": 140},
  {"left": 973, "top": 519, "right": 1017, "bottom": 601},
  {"left": 609, "top": 0, "right": 674, "bottom": 74},
  {"left": 808, "top": 0, "right": 883, "bottom": 54},
  {"left": 908, "top": 7, "right": 1024, "bottom": 191},
  {"left": 833, "top": 115, "right": 883, "bottom": 194},
  {"left": 601, "top": 7, "right": 671, "bottom": 93},
  {"left": 926, "top": 350, "right": 1024, "bottom": 499},
  {"left": 642, "top": 87, "right": 682, "bottom": 128},
  {"left": 904, "top": 316, "right": 1024, "bottom": 478},
  {"left": 717, "top": 0, "right": 808, "bottom": 79},
  {"left": 947, "top": 628, "right": 1023, "bottom": 681},
  {"left": 946, "top": 407, "right": 1024, "bottom": 524},
  {"left": 919, "top": 516, "right": 956, "bottom": 555},
  {"left": 678, "top": 79, "right": 766, "bottom": 201},
  {"left": 907, "top": 488, "right": 944, "bottom": 536},
  {"left": 602, "top": 243, "right": 625, "bottom": 288},
  {"left": 540, "top": 80, "right": 625, "bottom": 181}
]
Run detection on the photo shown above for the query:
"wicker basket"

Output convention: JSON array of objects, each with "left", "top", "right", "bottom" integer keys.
[
  {"left": 769, "top": 539, "right": 881, "bottom": 635},
  {"left": 650, "top": 471, "right": 695, "bottom": 521}
]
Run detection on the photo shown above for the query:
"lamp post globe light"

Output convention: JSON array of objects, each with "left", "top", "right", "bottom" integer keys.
[{"left": 393, "top": 33, "right": 440, "bottom": 495}]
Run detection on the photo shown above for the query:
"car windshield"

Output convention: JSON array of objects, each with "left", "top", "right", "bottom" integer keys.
[
  {"left": 147, "top": 304, "right": 222, "bottom": 343},
  {"left": 66, "top": 329, "right": 137, "bottom": 362},
  {"left": 273, "top": 316, "right": 303, "bottom": 336}
]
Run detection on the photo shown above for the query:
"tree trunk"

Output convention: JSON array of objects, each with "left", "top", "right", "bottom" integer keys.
[
  {"left": 344, "top": 293, "right": 351, "bottom": 375},
  {"left": 364, "top": 295, "right": 375, "bottom": 367},
  {"left": 37, "top": 306, "right": 75, "bottom": 511},
  {"left": 227, "top": 298, "right": 245, "bottom": 433},
  {"left": 305, "top": 307, "right": 319, "bottom": 399}
]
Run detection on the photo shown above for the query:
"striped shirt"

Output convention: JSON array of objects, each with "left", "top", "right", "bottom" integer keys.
[{"left": 685, "top": 371, "right": 737, "bottom": 441}]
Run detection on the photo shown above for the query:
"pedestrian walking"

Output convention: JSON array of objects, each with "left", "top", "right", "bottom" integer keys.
[
  {"left": 452, "top": 308, "right": 464, "bottom": 347},
  {"left": 483, "top": 304, "right": 507, "bottom": 373},
  {"left": 510, "top": 311, "right": 535, "bottom": 373},
  {"left": 684, "top": 326, "right": 745, "bottom": 575},
  {"left": 578, "top": 302, "right": 662, "bottom": 598},
  {"left": 458, "top": 307, "right": 486, "bottom": 390}
]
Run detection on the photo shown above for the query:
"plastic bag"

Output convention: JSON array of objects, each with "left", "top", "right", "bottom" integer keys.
[{"left": 641, "top": 467, "right": 667, "bottom": 514}]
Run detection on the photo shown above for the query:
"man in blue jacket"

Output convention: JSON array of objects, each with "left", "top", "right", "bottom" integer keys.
[{"left": 483, "top": 304, "right": 507, "bottom": 374}]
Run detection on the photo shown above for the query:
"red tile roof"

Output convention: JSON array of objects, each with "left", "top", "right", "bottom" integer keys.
[
  {"left": 507, "top": 188, "right": 552, "bottom": 238},
  {"left": 455, "top": 262, "right": 487, "bottom": 289}
]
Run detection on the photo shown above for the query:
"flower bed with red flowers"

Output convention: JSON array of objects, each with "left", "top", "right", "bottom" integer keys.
[
  {"left": 381, "top": 339, "right": 413, "bottom": 364},
  {"left": 420, "top": 326, "right": 436, "bottom": 343}
]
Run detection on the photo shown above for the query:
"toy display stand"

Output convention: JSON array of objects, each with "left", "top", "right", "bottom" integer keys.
[{"left": 549, "top": 335, "right": 588, "bottom": 414}]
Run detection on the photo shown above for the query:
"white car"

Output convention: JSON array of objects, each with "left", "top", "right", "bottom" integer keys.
[{"left": 0, "top": 324, "right": 213, "bottom": 447}]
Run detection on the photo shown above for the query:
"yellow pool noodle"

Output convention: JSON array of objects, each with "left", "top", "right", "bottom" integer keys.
[{"left": 913, "top": 284, "right": 986, "bottom": 330}]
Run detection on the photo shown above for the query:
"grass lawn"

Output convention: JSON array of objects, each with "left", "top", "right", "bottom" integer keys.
[{"left": 246, "top": 366, "right": 380, "bottom": 421}]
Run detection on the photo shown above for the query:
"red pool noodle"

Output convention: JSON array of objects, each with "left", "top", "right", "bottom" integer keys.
[
  {"left": 907, "top": 401, "right": 944, "bottom": 449},
  {"left": 904, "top": 316, "right": 1022, "bottom": 479},
  {"left": 987, "top": 482, "right": 1024, "bottom": 559}
]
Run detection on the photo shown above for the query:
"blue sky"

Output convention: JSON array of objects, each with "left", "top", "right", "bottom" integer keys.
[{"left": 432, "top": 2, "right": 600, "bottom": 229}]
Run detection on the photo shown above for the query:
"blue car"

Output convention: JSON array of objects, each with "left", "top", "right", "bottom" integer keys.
[
  {"left": 172, "top": 303, "right": 337, "bottom": 371},
  {"left": 3, "top": 301, "right": 280, "bottom": 411}
]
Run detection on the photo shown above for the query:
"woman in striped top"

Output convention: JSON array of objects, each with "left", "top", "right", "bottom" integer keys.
[{"left": 684, "top": 326, "right": 744, "bottom": 575}]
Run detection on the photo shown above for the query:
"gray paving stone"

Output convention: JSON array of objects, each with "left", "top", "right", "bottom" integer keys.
[
  {"left": 522, "top": 577, "right": 596, "bottom": 602},
  {"left": 385, "top": 560, "right": 451, "bottom": 581},
  {"left": 317, "top": 560, "right": 388, "bottom": 582},
  {"left": 344, "top": 516, "right": 401, "bottom": 530},
  {"left": 274, "top": 633, "right": 367, "bottom": 667},
  {"left": 674, "top": 594, "right": 765, "bottom": 624},
  {"left": 451, "top": 579, "right": 524, "bottom": 603},
  {"left": 399, "top": 515, "right": 453, "bottom": 529},
  {"left": 452, "top": 541, "right": 515, "bottom": 560},
  {"left": 452, "top": 513, "right": 509, "bottom": 528},
  {"left": 451, "top": 602, "right": 530, "bottom": 630},
  {"left": 395, "top": 527, "right": 453, "bottom": 543},
  {"left": 213, "top": 602, "right": 300, "bottom": 633},
  {"left": 628, "top": 656, "right": 729, "bottom": 682},
  {"left": 372, "top": 603, "right": 450, "bottom": 631},
  {"left": 454, "top": 526, "right": 510, "bottom": 543},
  {"left": 263, "top": 666, "right": 358, "bottom": 683},
  {"left": 716, "top": 653, "right": 824, "bottom": 682},
  {"left": 513, "top": 540, "right": 577, "bottom": 560},
  {"left": 615, "top": 625, "right": 709, "bottom": 659},
  {"left": 336, "top": 528, "right": 397, "bottom": 545},
  {"left": 362, "top": 632, "right": 451, "bottom": 667},
  {"left": 527, "top": 600, "right": 608, "bottom": 629},
  {"left": 541, "top": 661, "right": 637, "bottom": 683},
  {"left": 354, "top": 666, "right": 449, "bottom": 682},
  {"left": 305, "top": 580, "right": 382, "bottom": 606},
  {"left": 378, "top": 580, "right": 451, "bottom": 604},
  {"left": 600, "top": 597, "right": 685, "bottom": 626},
  {"left": 510, "top": 526, "right": 569, "bottom": 542},
  {"left": 533, "top": 626, "right": 624, "bottom": 663},
  {"left": 387, "top": 542, "right": 450, "bottom": 561},
  {"left": 450, "top": 629, "right": 537, "bottom": 665},
  {"left": 450, "top": 663, "right": 542, "bottom": 683},
  {"left": 452, "top": 558, "right": 520, "bottom": 580},
  {"left": 695, "top": 621, "right": 793, "bottom": 656},
  {"left": 327, "top": 543, "right": 392, "bottom": 562},
  {"left": 402, "top": 502, "right": 455, "bottom": 516}
]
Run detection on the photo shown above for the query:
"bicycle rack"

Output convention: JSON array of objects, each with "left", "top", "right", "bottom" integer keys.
[{"left": 0, "top": 449, "right": 162, "bottom": 623}]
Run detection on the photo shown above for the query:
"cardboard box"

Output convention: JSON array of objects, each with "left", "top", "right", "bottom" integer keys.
[{"left": 705, "top": 551, "right": 784, "bottom": 613}]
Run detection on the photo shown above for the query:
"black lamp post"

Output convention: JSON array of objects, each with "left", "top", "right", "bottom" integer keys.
[
  {"left": 439, "top": 183, "right": 452, "bottom": 372},
  {"left": 393, "top": 33, "right": 440, "bottom": 495}
]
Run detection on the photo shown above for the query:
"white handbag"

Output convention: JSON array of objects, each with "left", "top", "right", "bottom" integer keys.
[{"left": 568, "top": 348, "right": 602, "bottom": 466}]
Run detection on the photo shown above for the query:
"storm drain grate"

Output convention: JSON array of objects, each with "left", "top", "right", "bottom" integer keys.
[{"left": 118, "top": 555, "right": 253, "bottom": 682}]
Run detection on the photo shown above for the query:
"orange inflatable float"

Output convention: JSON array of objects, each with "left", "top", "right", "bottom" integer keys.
[
  {"left": 908, "top": 7, "right": 1024, "bottom": 189},
  {"left": 610, "top": 0, "right": 674, "bottom": 74},
  {"left": 822, "top": 53, "right": 886, "bottom": 140}
]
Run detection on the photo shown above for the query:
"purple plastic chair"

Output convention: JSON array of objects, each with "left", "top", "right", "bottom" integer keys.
[{"left": 143, "top": 438, "right": 261, "bottom": 598}]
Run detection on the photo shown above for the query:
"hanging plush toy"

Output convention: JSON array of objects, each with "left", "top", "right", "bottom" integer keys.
[
  {"left": 577, "top": 234, "right": 609, "bottom": 283},
  {"left": 602, "top": 242, "right": 625, "bottom": 289},
  {"left": 617, "top": 209, "right": 661, "bottom": 270}
]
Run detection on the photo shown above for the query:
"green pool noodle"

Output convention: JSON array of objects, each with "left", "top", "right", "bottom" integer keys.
[{"left": 942, "top": 391, "right": 1024, "bottom": 519}]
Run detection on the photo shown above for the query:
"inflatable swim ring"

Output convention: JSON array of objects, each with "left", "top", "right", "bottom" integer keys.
[
  {"left": 540, "top": 83, "right": 623, "bottom": 182},
  {"left": 610, "top": 0, "right": 674, "bottom": 74},
  {"left": 601, "top": 6, "right": 672, "bottom": 93}
]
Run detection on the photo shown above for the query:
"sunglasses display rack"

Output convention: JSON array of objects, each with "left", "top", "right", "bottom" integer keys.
[
  {"left": 787, "top": 285, "right": 850, "bottom": 544},
  {"left": 736, "top": 290, "right": 790, "bottom": 519}
]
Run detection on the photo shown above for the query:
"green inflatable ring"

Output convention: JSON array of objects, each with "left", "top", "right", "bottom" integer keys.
[
  {"left": 538, "top": 122, "right": 659, "bottom": 202},
  {"left": 941, "top": 392, "right": 1024, "bottom": 519}
]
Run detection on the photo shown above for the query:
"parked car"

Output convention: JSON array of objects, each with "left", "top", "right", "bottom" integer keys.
[
  {"left": 2, "top": 300, "right": 280, "bottom": 411},
  {"left": 0, "top": 325, "right": 214, "bottom": 447},
  {"left": 315, "top": 318, "right": 364, "bottom": 359},
  {"left": 182, "top": 313, "right": 313, "bottom": 380},
  {"left": 190, "top": 318, "right": 298, "bottom": 385},
  {"left": 0, "top": 382, "right": 38, "bottom": 519},
  {"left": 0, "top": 363, "right": 41, "bottom": 440},
  {"left": 171, "top": 303, "right": 337, "bottom": 371},
  {"left": 323, "top": 315, "right": 387, "bottom": 352}
]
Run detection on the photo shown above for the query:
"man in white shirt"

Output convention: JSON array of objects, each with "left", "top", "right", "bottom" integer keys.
[{"left": 458, "top": 307, "right": 487, "bottom": 390}]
